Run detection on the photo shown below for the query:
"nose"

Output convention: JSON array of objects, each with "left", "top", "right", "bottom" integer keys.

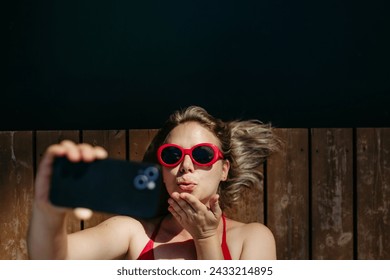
[{"left": 179, "top": 154, "right": 194, "bottom": 173}]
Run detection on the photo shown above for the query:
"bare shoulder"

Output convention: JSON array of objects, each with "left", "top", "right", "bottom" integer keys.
[
  {"left": 226, "top": 219, "right": 275, "bottom": 243},
  {"left": 80, "top": 215, "right": 146, "bottom": 244},
  {"left": 98, "top": 215, "right": 167, "bottom": 259},
  {"left": 74, "top": 215, "right": 162, "bottom": 259},
  {"left": 96, "top": 215, "right": 143, "bottom": 230},
  {"left": 226, "top": 218, "right": 277, "bottom": 260},
  {"left": 94, "top": 215, "right": 156, "bottom": 240},
  {"left": 66, "top": 215, "right": 145, "bottom": 259}
]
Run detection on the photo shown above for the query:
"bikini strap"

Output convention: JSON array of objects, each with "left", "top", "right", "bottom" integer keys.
[
  {"left": 221, "top": 214, "right": 232, "bottom": 260},
  {"left": 136, "top": 217, "right": 164, "bottom": 260}
]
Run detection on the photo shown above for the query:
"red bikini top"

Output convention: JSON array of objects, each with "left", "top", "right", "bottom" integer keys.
[{"left": 137, "top": 214, "right": 232, "bottom": 260}]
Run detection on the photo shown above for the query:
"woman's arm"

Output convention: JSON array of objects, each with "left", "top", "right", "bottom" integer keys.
[
  {"left": 27, "top": 202, "right": 69, "bottom": 259},
  {"left": 27, "top": 140, "right": 132, "bottom": 259},
  {"left": 65, "top": 216, "right": 136, "bottom": 260}
]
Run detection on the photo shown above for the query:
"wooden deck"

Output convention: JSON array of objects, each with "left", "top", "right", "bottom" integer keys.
[{"left": 0, "top": 128, "right": 389, "bottom": 259}]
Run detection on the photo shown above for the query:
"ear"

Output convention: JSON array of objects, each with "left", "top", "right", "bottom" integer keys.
[{"left": 221, "top": 159, "right": 230, "bottom": 181}]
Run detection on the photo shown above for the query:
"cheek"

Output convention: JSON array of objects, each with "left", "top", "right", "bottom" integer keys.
[
  {"left": 209, "top": 174, "right": 224, "bottom": 188},
  {"left": 199, "top": 169, "right": 223, "bottom": 190}
]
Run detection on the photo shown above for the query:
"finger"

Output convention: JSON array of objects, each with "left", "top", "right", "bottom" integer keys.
[
  {"left": 168, "top": 205, "right": 181, "bottom": 221},
  {"left": 171, "top": 193, "right": 196, "bottom": 214},
  {"left": 78, "top": 143, "right": 97, "bottom": 162},
  {"left": 179, "top": 193, "right": 207, "bottom": 213},
  {"left": 60, "top": 140, "right": 82, "bottom": 162},
  {"left": 60, "top": 141, "right": 108, "bottom": 162},
  {"left": 168, "top": 198, "right": 188, "bottom": 223},
  {"left": 94, "top": 146, "right": 108, "bottom": 159},
  {"left": 168, "top": 197, "right": 187, "bottom": 217},
  {"left": 38, "top": 144, "right": 67, "bottom": 175},
  {"left": 73, "top": 208, "right": 93, "bottom": 220},
  {"left": 34, "top": 144, "right": 69, "bottom": 200}
]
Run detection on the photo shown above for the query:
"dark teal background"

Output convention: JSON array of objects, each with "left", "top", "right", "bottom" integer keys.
[{"left": 4, "top": 1, "right": 390, "bottom": 129}]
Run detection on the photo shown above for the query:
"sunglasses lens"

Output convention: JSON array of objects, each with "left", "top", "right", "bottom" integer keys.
[
  {"left": 192, "top": 145, "right": 215, "bottom": 164},
  {"left": 161, "top": 146, "right": 182, "bottom": 165}
]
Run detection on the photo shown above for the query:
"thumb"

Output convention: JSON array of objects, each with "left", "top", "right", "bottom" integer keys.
[{"left": 73, "top": 208, "right": 94, "bottom": 220}]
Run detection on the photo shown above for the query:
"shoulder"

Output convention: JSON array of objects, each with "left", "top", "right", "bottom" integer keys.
[
  {"left": 66, "top": 215, "right": 145, "bottom": 259},
  {"left": 226, "top": 218, "right": 276, "bottom": 260},
  {"left": 95, "top": 215, "right": 142, "bottom": 232},
  {"left": 91, "top": 215, "right": 163, "bottom": 259},
  {"left": 226, "top": 218, "right": 274, "bottom": 241},
  {"left": 87, "top": 215, "right": 144, "bottom": 247},
  {"left": 96, "top": 215, "right": 160, "bottom": 239}
]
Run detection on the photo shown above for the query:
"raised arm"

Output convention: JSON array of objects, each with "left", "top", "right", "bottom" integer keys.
[{"left": 27, "top": 140, "right": 110, "bottom": 259}]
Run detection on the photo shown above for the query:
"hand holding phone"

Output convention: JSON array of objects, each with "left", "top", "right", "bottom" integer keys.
[{"left": 49, "top": 157, "right": 167, "bottom": 219}]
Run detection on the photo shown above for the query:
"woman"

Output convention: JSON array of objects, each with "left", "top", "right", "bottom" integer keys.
[{"left": 27, "top": 106, "right": 280, "bottom": 260}]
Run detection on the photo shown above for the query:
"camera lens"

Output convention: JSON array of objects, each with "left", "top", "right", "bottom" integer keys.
[
  {"left": 144, "top": 166, "right": 159, "bottom": 181},
  {"left": 133, "top": 174, "right": 148, "bottom": 190}
]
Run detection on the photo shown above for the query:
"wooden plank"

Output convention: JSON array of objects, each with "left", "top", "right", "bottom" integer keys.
[
  {"left": 128, "top": 129, "right": 159, "bottom": 161},
  {"left": 35, "top": 131, "right": 81, "bottom": 234},
  {"left": 0, "top": 131, "right": 34, "bottom": 259},
  {"left": 356, "top": 128, "right": 390, "bottom": 259},
  {"left": 311, "top": 128, "right": 354, "bottom": 259},
  {"left": 266, "top": 128, "right": 310, "bottom": 259},
  {"left": 223, "top": 165, "right": 264, "bottom": 224},
  {"left": 82, "top": 130, "right": 127, "bottom": 229}
]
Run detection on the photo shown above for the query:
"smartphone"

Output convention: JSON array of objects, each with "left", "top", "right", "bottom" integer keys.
[{"left": 49, "top": 157, "right": 168, "bottom": 219}]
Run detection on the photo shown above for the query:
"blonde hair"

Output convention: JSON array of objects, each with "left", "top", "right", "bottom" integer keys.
[{"left": 144, "top": 106, "right": 281, "bottom": 209}]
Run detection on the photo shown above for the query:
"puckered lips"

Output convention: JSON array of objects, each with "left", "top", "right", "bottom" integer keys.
[{"left": 177, "top": 179, "right": 197, "bottom": 192}]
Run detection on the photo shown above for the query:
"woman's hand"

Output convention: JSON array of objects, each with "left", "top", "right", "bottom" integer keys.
[
  {"left": 167, "top": 192, "right": 222, "bottom": 240},
  {"left": 34, "top": 140, "right": 108, "bottom": 220}
]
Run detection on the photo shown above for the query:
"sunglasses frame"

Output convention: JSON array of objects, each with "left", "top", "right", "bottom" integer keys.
[{"left": 157, "top": 143, "right": 224, "bottom": 167}]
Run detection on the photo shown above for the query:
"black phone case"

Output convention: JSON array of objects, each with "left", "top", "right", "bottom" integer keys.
[{"left": 49, "top": 157, "right": 167, "bottom": 219}]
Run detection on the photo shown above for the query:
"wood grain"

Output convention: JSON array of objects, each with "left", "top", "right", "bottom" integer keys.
[
  {"left": 311, "top": 128, "right": 354, "bottom": 259},
  {"left": 128, "top": 129, "right": 159, "bottom": 161},
  {"left": 0, "top": 128, "right": 388, "bottom": 260},
  {"left": 356, "top": 128, "right": 390, "bottom": 259},
  {"left": 0, "top": 132, "right": 33, "bottom": 259},
  {"left": 266, "top": 128, "right": 310, "bottom": 259}
]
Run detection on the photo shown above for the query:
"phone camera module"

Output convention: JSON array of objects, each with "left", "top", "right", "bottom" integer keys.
[
  {"left": 144, "top": 166, "right": 159, "bottom": 181},
  {"left": 134, "top": 174, "right": 149, "bottom": 190}
]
